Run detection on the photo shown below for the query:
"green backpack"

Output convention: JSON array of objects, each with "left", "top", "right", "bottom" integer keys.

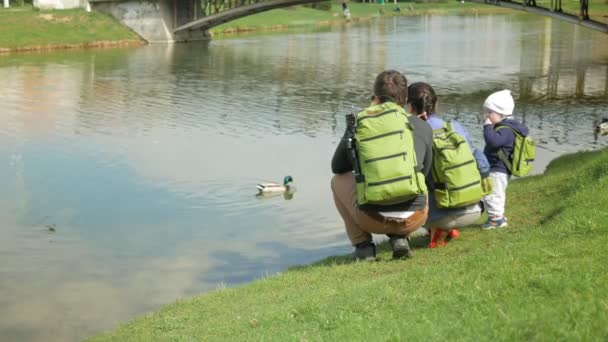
[
  {"left": 350, "top": 102, "right": 427, "bottom": 206},
  {"left": 431, "top": 122, "right": 484, "bottom": 209},
  {"left": 496, "top": 126, "right": 536, "bottom": 177}
]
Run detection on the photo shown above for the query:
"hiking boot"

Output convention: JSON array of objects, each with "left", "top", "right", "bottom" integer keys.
[
  {"left": 389, "top": 235, "right": 412, "bottom": 259},
  {"left": 353, "top": 241, "right": 376, "bottom": 262},
  {"left": 481, "top": 217, "right": 508, "bottom": 230}
]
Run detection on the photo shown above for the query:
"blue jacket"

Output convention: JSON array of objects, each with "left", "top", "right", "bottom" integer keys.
[{"left": 483, "top": 118, "right": 529, "bottom": 175}]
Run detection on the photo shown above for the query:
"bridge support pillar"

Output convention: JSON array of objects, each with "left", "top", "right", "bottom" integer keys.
[{"left": 92, "top": 0, "right": 210, "bottom": 43}]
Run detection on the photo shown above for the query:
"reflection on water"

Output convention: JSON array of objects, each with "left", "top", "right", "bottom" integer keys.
[{"left": 1, "top": 14, "right": 607, "bottom": 341}]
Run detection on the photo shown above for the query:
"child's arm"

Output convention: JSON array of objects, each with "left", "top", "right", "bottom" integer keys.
[{"left": 483, "top": 124, "right": 514, "bottom": 148}]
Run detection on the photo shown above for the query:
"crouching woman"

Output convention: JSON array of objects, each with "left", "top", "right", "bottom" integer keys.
[
  {"left": 331, "top": 70, "right": 433, "bottom": 261},
  {"left": 406, "top": 82, "right": 487, "bottom": 247}
]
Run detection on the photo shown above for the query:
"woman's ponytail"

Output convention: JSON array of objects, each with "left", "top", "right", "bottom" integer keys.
[{"left": 407, "top": 82, "right": 437, "bottom": 116}]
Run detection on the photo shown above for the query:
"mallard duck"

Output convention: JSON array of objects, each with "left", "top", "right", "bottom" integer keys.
[
  {"left": 256, "top": 176, "right": 294, "bottom": 195},
  {"left": 594, "top": 118, "right": 608, "bottom": 141}
]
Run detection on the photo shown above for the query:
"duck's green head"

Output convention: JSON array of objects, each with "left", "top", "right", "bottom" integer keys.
[{"left": 283, "top": 176, "right": 293, "bottom": 185}]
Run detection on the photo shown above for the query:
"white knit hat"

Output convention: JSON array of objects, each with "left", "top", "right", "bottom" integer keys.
[{"left": 483, "top": 89, "right": 514, "bottom": 116}]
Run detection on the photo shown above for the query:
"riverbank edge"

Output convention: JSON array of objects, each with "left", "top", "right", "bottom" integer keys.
[
  {"left": 0, "top": 39, "right": 146, "bottom": 54},
  {"left": 90, "top": 148, "right": 608, "bottom": 341},
  {"left": 209, "top": 4, "right": 514, "bottom": 36},
  {"left": 211, "top": 16, "right": 375, "bottom": 36}
]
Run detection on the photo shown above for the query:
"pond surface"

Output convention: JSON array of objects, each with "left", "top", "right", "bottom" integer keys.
[{"left": 1, "top": 13, "right": 607, "bottom": 341}]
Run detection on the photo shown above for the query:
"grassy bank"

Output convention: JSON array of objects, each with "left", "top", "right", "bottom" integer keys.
[
  {"left": 91, "top": 148, "right": 608, "bottom": 341},
  {"left": 0, "top": 8, "right": 143, "bottom": 53},
  {"left": 210, "top": 2, "right": 512, "bottom": 34},
  {"left": 211, "top": 1, "right": 608, "bottom": 35}
]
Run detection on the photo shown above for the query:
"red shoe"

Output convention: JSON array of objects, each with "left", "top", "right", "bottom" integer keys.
[
  {"left": 448, "top": 229, "right": 460, "bottom": 239},
  {"left": 429, "top": 229, "right": 441, "bottom": 248},
  {"left": 429, "top": 229, "right": 448, "bottom": 248}
]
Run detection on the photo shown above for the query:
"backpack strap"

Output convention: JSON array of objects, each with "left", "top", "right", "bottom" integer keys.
[
  {"left": 494, "top": 125, "right": 518, "bottom": 173},
  {"left": 432, "top": 123, "right": 448, "bottom": 137},
  {"left": 345, "top": 110, "right": 364, "bottom": 183},
  {"left": 431, "top": 121, "right": 448, "bottom": 190},
  {"left": 432, "top": 120, "right": 457, "bottom": 137}
]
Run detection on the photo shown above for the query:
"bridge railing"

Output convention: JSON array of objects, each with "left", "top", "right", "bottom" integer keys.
[
  {"left": 201, "top": 0, "right": 265, "bottom": 17},
  {"left": 517, "top": 0, "right": 605, "bottom": 23},
  {"left": 197, "top": 0, "right": 607, "bottom": 25},
  {"left": 172, "top": 0, "right": 608, "bottom": 33}
]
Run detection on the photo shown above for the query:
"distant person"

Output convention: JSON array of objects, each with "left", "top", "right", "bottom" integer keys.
[
  {"left": 580, "top": 0, "right": 589, "bottom": 19},
  {"left": 331, "top": 70, "right": 433, "bottom": 261},
  {"left": 407, "top": 82, "right": 488, "bottom": 247},
  {"left": 342, "top": 0, "right": 351, "bottom": 19},
  {"left": 481, "top": 90, "right": 529, "bottom": 229}
]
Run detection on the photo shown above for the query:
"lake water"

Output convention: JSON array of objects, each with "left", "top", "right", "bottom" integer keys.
[{"left": 1, "top": 13, "right": 607, "bottom": 341}]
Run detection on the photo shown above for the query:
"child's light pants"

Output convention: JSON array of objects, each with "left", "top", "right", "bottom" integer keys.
[{"left": 484, "top": 172, "right": 510, "bottom": 219}]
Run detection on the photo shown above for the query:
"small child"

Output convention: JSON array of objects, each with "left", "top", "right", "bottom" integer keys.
[{"left": 481, "top": 90, "right": 529, "bottom": 229}]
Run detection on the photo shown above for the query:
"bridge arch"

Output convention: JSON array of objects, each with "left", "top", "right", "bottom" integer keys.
[
  {"left": 91, "top": 0, "right": 607, "bottom": 42},
  {"left": 174, "top": 0, "right": 327, "bottom": 33},
  {"left": 173, "top": 0, "right": 608, "bottom": 35}
]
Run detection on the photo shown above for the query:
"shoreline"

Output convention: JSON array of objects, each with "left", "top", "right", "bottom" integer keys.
[
  {"left": 0, "top": 39, "right": 145, "bottom": 55},
  {"left": 211, "top": 16, "right": 376, "bottom": 36},
  {"left": 210, "top": 4, "right": 514, "bottom": 36}
]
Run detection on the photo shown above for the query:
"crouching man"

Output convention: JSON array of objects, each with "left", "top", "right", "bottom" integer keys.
[{"left": 331, "top": 70, "right": 433, "bottom": 261}]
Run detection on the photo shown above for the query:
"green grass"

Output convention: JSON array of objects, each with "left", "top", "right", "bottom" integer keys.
[
  {"left": 0, "top": 8, "right": 141, "bottom": 50},
  {"left": 211, "top": 1, "right": 608, "bottom": 34},
  {"left": 210, "top": 2, "right": 512, "bottom": 34},
  {"left": 91, "top": 148, "right": 608, "bottom": 341}
]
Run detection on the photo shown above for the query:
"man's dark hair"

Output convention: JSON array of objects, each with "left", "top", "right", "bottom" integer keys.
[{"left": 373, "top": 70, "right": 408, "bottom": 106}]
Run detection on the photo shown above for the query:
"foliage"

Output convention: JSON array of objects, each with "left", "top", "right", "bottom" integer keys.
[{"left": 91, "top": 148, "right": 608, "bottom": 341}]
